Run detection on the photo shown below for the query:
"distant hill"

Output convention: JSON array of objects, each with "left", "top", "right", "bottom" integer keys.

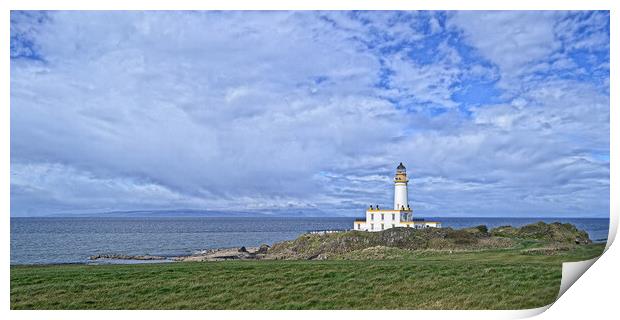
[{"left": 44, "top": 208, "right": 339, "bottom": 218}]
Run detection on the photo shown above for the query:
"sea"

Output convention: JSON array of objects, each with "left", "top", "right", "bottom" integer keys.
[{"left": 10, "top": 216, "right": 610, "bottom": 265}]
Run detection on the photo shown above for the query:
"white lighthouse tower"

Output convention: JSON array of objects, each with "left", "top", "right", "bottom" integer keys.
[
  {"left": 394, "top": 162, "right": 409, "bottom": 210},
  {"left": 353, "top": 162, "right": 441, "bottom": 231}
]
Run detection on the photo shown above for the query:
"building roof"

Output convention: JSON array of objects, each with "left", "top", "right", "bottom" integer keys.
[{"left": 397, "top": 162, "right": 406, "bottom": 170}]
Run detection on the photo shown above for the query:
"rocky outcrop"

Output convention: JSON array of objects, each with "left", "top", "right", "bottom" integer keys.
[
  {"left": 490, "top": 222, "right": 591, "bottom": 244},
  {"left": 267, "top": 222, "right": 591, "bottom": 260},
  {"left": 267, "top": 227, "right": 513, "bottom": 260}
]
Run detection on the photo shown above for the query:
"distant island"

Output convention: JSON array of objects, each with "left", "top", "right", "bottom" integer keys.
[{"left": 38, "top": 208, "right": 332, "bottom": 218}]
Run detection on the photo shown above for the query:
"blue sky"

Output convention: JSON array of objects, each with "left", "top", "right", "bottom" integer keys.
[{"left": 10, "top": 11, "right": 610, "bottom": 217}]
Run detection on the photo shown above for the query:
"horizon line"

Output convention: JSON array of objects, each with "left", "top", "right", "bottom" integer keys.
[{"left": 10, "top": 215, "right": 610, "bottom": 219}]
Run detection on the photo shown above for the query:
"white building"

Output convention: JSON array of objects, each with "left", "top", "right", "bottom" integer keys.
[{"left": 353, "top": 163, "right": 441, "bottom": 231}]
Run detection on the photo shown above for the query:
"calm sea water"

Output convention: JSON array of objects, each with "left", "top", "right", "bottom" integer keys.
[{"left": 10, "top": 217, "right": 610, "bottom": 265}]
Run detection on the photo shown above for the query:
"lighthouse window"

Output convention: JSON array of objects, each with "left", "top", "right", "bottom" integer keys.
[
  {"left": 370, "top": 224, "right": 374, "bottom": 230},
  {"left": 392, "top": 214, "right": 395, "bottom": 220},
  {"left": 381, "top": 224, "right": 384, "bottom": 230},
  {"left": 381, "top": 214, "right": 384, "bottom": 220},
  {"left": 371, "top": 213, "right": 374, "bottom": 220},
  {"left": 357, "top": 224, "right": 360, "bottom": 230}
]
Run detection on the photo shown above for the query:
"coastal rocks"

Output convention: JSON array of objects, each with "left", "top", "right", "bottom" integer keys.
[
  {"left": 490, "top": 222, "right": 591, "bottom": 244},
  {"left": 89, "top": 254, "right": 167, "bottom": 261},
  {"left": 175, "top": 246, "right": 269, "bottom": 262},
  {"left": 88, "top": 245, "right": 269, "bottom": 261},
  {"left": 91, "top": 245, "right": 273, "bottom": 263},
  {"left": 257, "top": 244, "right": 270, "bottom": 254}
]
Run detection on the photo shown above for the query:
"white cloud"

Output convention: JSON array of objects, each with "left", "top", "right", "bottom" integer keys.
[
  {"left": 449, "top": 11, "right": 562, "bottom": 89},
  {"left": 385, "top": 51, "right": 461, "bottom": 108},
  {"left": 10, "top": 11, "right": 609, "bottom": 218}
]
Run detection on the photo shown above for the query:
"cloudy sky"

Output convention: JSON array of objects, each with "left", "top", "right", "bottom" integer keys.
[{"left": 10, "top": 11, "right": 609, "bottom": 217}]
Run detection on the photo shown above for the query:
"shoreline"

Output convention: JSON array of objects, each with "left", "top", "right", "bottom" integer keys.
[
  {"left": 11, "top": 221, "right": 607, "bottom": 266},
  {"left": 12, "top": 244, "right": 609, "bottom": 267},
  {"left": 11, "top": 242, "right": 607, "bottom": 267},
  {"left": 89, "top": 245, "right": 272, "bottom": 264}
]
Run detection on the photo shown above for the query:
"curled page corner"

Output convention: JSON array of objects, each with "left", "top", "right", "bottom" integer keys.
[
  {"left": 514, "top": 304, "right": 552, "bottom": 319},
  {"left": 557, "top": 256, "right": 600, "bottom": 299},
  {"left": 556, "top": 215, "right": 615, "bottom": 301},
  {"left": 605, "top": 214, "right": 617, "bottom": 250}
]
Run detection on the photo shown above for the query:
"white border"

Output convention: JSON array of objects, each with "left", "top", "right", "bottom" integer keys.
[{"left": 2, "top": 1, "right": 616, "bottom": 320}]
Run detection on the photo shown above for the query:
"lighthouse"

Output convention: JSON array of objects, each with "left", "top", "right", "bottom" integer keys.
[
  {"left": 394, "top": 162, "right": 409, "bottom": 210},
  {"left": 353, "top": 162, "right": 441, "bottom": 232}
]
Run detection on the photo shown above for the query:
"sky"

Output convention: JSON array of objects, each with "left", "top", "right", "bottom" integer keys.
[{"left": 10, "top": 11, "right": 610, "bottom": 217}]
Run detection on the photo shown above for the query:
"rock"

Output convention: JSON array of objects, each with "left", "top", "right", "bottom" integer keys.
[
  {"left": 257, "top": 244, "right": 270, "bottom": 254},
  {"left": 89, "top": 254, "right": 166, "bottom": 260},
  {"left": 575, "top": 237, "right": 591, "bottom": 245},
  {"left": 238, "top": 246, "right": 248, "bottom": 253}
]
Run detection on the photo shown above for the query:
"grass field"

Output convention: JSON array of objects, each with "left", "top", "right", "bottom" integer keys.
[{"left": 10, "top": 243, "right": 605, "bottom": 310}]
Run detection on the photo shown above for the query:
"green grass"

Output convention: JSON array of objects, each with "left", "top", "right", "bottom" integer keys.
[{"left": 11, "top": 243, "right": 605, "bottom": 310}]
